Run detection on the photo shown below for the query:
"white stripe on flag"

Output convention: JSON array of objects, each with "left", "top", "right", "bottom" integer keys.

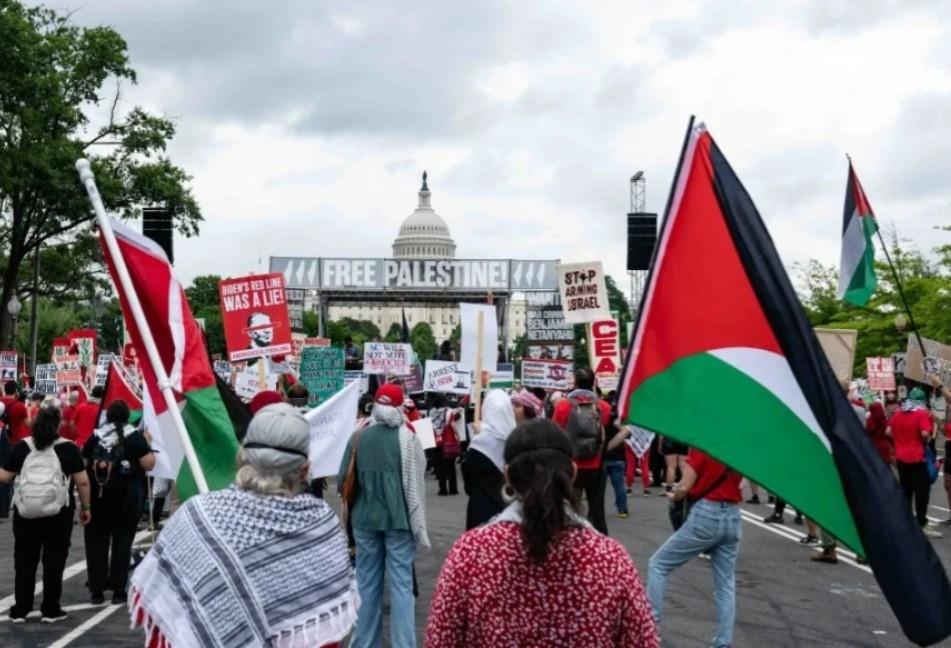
[{"left": 144, "top": 387, "right": 185, "bottom": 480}]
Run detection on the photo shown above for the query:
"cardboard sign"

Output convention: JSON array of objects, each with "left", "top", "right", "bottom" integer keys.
[
  {"left": 556, "top": 261, "right": 610, "bottom": 324},
  {"left": 55, "top": 354, "right": 82, "bottom": 386},
  {"left": 34, "top": 363, "right": 57, "bottom": 395},
  {"left": 219, "top": 272, "right": 293, "bottom": 362},
  {"left": 460, "top": 303, "right": 498, "bottom": 374},
  {"left": 0, "top": 351, "right": 16, "bottom": 382},
  {"left": 521, "top": 359, "right": 572, "bottom": 391},
  {"left": 305, "top": 380, "right": 361, "bottom": 478},
  {"left": 588, "top": 319, "right": 620, "bottom": 375},
  {"left": 905, "top": 334, "right": 951, "bottom": 387},
  {"left": 814, "top": 328, "right": 858, "bottom": 382},
  {"left": 424, "top": 360, "right": 472, "bottom": 395},
  {"left": 363, "top": 342, "right": 413, "bottom": 375},
  {"left": 866, "top": 357, "right": 896, "bottom": 392},
  {"left": 299, "top": 346, "right": 345, "bottom": 406}
]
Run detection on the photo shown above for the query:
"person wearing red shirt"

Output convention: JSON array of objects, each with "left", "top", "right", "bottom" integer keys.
[
  {"left": 648, "top": 449, "right": 742, "bottom": 648},
  {"left": 888, "top": 387, "right": 937, "bottom": 534},
  {"left": 866, "top": 402, "right": 893, "bottom": 466},
  {"left": 72, "top": 386, "right": 103, "bottom": 448},
  {"left": 551, "top": 367, "right": 611, "bottom": 534},
  {"left": 1, "top": 381, "right": 30, "bottom": 444},
  {"left": 426, "top": 419, "right": 659, "bottom": 648},
  {"left": 58, "top": 392, "right": 79, "bottom": 442}
]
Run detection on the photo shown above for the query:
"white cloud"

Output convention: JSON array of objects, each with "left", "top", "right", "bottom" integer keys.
[{"left": 41, "top": 0, "right": 951, "bottom": 293}]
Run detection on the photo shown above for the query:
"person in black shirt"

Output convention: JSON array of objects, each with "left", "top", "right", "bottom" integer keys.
[
  {"left": 0, "top": 406, "right": 91, "bottom": 623},
  {"left": 82, "top": 400, "right": 155, "bottom": 605}
]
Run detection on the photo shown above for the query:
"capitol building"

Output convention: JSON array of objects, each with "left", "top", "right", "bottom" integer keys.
[{"left": 327, "top": 174, "right": 527, "bottom": 348}]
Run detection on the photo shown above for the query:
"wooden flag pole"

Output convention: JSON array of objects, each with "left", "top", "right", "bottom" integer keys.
[
  {"left": 76, "top": 159, "right": 210, "bottom": 495},
  {"left": 473, "top": 310, "right": 484, "bottom": 429}
]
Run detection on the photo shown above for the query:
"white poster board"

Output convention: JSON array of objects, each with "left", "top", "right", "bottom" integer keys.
[
  {"left": 424, "top": 360, "right": 472, "bottom": 395},
  {"left": 412, "top": 417, "right": 436, "bottom": 451},
  {"left": 363, "top": 342, "right": 413, "bottom": 376},
  {"left": 460, "top": 304, "right": 498, "bottom": 374},
  {"left": 556, "top": 261, "right": 610, "bottom": 324},
  {"left": 305, "top": 381, "right": 361, "bottom": 478}
]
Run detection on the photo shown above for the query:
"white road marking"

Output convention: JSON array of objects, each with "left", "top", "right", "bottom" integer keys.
[
  {"left": 0, "top": 529, "right": 152, "bottom": 613},
  {"left": 46, "top": 604, "right": 122, "bottom": 648}
]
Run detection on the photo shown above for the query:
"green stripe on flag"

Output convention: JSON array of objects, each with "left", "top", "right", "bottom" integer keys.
[
  {"left": 843, "top": 216, "right": 878, "bottom": 307},
  {"left": 629, "top": 351, "right": 863, "bottom": 554},
  {"left": 175, "top": 385, "right": 241, "bottom": 500}
]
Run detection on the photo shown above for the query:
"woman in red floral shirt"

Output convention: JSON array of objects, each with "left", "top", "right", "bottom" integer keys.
[{"left": 426, "top": 419, "right": 659, "bottom": 647}]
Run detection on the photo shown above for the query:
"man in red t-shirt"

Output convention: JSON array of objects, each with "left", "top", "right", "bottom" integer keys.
[
  {"left": 73, "top": 386, "right": 104, "bottom": 448},
  {"left": 647, "top": 448, "right": 742, "bottom": 648},
  {"left": 887, "top": 387, "right": 936, "bottom": 533},
  {"left": 1, "top": 381, "right": 30, "bottom": 444},
  {"left": 551, "top": 367, "right": 611, "bottom": 534}
]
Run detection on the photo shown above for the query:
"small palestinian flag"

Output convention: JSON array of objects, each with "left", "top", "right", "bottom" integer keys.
[
  {"left": 618, "top": 120, "right": 951, "bottom": 646},
  {"left": 97, "top": 360, "right": 143, "bottom": 426},
  {"left": 837, "top": 162, "right": 878, "bottom": 306}
]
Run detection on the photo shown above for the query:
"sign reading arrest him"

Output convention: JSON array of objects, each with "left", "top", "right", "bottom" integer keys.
[{"left": 219, "top": 272, "right": 293, "bottom": 363}]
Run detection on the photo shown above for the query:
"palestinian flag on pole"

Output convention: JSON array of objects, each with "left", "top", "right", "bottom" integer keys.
[
  {"left": 837, "top": 162, "right": 878, "bottom": 306},
  {"left": 618, "top": 120, "right": 951, "bottom": 646},
  {"left": 97, "top": 360, "right": 143, "bottom": 426},
  {"left": 99, "top": 218, "right": 240, "bottom": 499}
]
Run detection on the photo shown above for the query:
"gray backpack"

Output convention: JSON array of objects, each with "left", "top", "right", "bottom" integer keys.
[
  {"left": 565, "top": 397, "right": 604, "bottom": 461},
  {"left": 14, "top": 438, "right": 69, "bottom": 518}
]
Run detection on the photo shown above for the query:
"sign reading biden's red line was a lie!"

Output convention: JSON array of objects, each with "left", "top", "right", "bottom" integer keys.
[
  {"left": 556, "top": 261, "right": 610, "bottom": 324},
  {"left": 219, "top": 272, "right": 293, "bottom": 362}
]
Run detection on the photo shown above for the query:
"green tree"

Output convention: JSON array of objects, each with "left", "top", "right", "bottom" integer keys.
[
  {"left": 605, "top": 275, "right": 632, "bottom": 348},
  {"left": 411, "top": 322, "right": 437, "bottom": 362},
  {"left": 0, "top": 2, "right": 202, "bottom": 344},
  {"left": 384, "top": 322, "right": 403, "bottom": 342},
  {"left": 302, "top": 311, "right": 320, "bottom": 337},
  {"left": 185, "top": 275, "right": 222, "bottom": 312},
  {"left": 13, "top": 299, "right": 79, "bottom": 364}
]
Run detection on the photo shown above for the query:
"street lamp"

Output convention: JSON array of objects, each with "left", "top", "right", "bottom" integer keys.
[
  {"left": 894, "top": 313, "right": 907, "bottom": 332},
  {"left": 7, "top": 295, "right": 22, "bottom": 349}
]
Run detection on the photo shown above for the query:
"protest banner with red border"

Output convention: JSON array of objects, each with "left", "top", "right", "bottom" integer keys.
[
  {"left": 52, "top": 337, "right": 71, "bottom": 363},
  {"left": 291, "top": 336, "right": 331, "bottom": 358},
  {"left": 219, "top": 272, "right": 292, "bottom": 362},
  {"left": 55, "top": 354, "right": 82, "bottom": 386},
  {"left": 66, "top": 328, "right": 97, "bottom": 372},
  {"left": 866, "top": 357, "right": 896, "bottom": 392},
  {"left": 363, "top": 342, "right": 413, "bottom": 376},
  {"left": 521, "top": 359, "right": 573, "bottom": 391}
]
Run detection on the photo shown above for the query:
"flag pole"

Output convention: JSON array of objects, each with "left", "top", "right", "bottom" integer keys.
[
  {"left": 76, "top": 159, "right": 210, "bottom": 495},
  {"left": 847, "top": 157, "right": 929, "bottom": 361}
]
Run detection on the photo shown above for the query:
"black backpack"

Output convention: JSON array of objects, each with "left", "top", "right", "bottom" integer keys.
[
  {"left": 91, "top": 427, "right": 133, "bottom": 499},
  {"left": 565, "top": 396, "right": 604, "bottom": 461}
]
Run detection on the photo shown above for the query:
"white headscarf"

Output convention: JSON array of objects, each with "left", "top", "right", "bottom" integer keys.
[{"left": 468, "top": 389, "right": 517, "bottom": 472}]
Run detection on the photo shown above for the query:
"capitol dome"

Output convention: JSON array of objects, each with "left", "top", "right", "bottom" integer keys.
[{"left": 392, "top": 172, "right": 456, "bottom": 259}]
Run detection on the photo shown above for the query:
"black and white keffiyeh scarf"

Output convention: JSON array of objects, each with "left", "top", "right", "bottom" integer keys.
[{"left": 130, "top": 486, "right": 358, "bottom": 648}]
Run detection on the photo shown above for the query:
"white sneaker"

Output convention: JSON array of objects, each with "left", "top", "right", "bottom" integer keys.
[{"left": 923, "top": 527, "right": 943, "bottom": 538}]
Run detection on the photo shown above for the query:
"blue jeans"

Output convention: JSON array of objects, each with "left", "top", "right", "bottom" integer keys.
[
  {"left": 352, "top": 529, "right": 417, "bottom": 648},
  {"left": 647, "top": 500, "right": 741, "bottom": 648},
  {"left": 604, "top": 459, "right": 628, "bottom": 514}
]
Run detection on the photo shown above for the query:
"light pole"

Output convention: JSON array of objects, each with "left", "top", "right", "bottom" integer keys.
[{"left": 6, "top": 295, "right": 22, "bottom": 350}]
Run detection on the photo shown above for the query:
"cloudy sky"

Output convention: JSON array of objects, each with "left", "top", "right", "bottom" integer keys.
[{"left": 47, "top": 0, "right": 951, "bottom": 291}]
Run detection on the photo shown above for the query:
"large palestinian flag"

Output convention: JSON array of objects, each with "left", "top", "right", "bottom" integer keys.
[
  {"left": 837, "top": 162, "right": 878, "bottom": 306},
  {"left": 618, "top": 121, "right": 951, "bottom": 646},
  {"left": 100, "top": 218, "right": 240, "bottom": 500}
]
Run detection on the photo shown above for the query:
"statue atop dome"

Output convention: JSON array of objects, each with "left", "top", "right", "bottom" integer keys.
[
  {"left": 392, "top": 171, "right": 456, "bottom": 259},
  {"left": 421, "top": 171, "right": 428, "bottom": 192}
]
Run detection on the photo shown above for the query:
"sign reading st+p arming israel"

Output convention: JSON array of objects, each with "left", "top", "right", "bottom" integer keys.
[{"left": 270, "top": 257, "right": 558, "bottom": 292}]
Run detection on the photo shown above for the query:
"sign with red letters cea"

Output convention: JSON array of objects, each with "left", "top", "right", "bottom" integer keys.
[
  {"left": 588, "top": 319, "right": 620, "bottom": 375},
  {"left": 219, "top": 273, "right": 293, "bottom": 362}
]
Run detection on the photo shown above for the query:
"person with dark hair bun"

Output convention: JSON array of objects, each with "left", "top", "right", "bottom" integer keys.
[
  {"left": 0, "top": 405, "right": 91, "bottom": 623},
  {"left": 82, "top": 399, "right": 155, "bottom": 605},
  {"left": 426, "top": 419, "right": 659, "bottom": 647}
]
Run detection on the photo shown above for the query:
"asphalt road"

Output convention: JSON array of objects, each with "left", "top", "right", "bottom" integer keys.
[{"left": 3, "top": 470, "right": 951, "bottom": 647}]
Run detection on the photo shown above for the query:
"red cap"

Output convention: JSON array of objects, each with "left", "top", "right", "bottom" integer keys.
[
  {"left": 375, "top": 383, "right": 405, "bottom": 407},
  {"left": 249, "top": 390, "right": 283, "bottom": 415}
]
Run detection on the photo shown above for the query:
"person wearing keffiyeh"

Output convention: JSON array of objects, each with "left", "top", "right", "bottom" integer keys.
[
  {"left": 887, "top": 387, "right": 939, "bottom": 536},
  {"left": 129, "top": 403, "right": 358, "bottom": 648}
]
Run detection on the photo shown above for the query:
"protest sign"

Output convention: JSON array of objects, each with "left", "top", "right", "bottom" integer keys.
[
  {"left": 52, "top": 337, "right": 70, "bottom": 363},
  {"left": 286, "top": 288, "right": 305, "bottom": 333},
  {"left": 299, "top": 346, "right": 345, "bottom": 406},
  {"left": 521, "top": 359, "right": 572, "bottom": 391},
  {"left": 34, "top": 363, "right": 57, "bottom": 395},
  {"left": 94, "top": 354, "right": 118, "bottom": 387},
  {"left": 460, "top": 303, "right": 498, "bottom": 374},
  {"left": 122, "top": 342, "right": 138, "bottom": 369},
  {"left": 412, "top": 417, "right": 437, "bottom": 451},
  {"left": 400, "top": 362, "right": 425, "bottom": 394},
  {"left": 344, "top": 370, "right": 369, "bottom": 394},
  {"left": 291, "top": 336, "right": 330, "bottom": 358},
  {"left": 597, "top": 373, "right": 620, "bottom": 392},
  {"left": 67, "top": 328, "right": 97, "bottom": 372},
  {"left": 55, "top": 354, "right": 82, "bottom": 386},
  {"left": 424, "top": 360, "right": 472, "bottom": 395},
  {"left": 490, "top": 362, "right": 515, "bottom": 389},
  {"left": 625, "top": 426, "right": 656, "bottom": 459},
  {"left": 527, "top": 294, "right": 574, "bottom": 362},
  {"left": 866, "top": 357, "right": 896, "bottom": 392},
  {"left": 233, "top": 362, "right": 279, "bottom": 399},
  {"left": 0, "top": 351, "right": 16, "bottom": 382},
  {"left": 588, "top": 319, "right": 620, "bottom": 375},
  {"left": 814, "top": 328, "right": 858, "bottom": 382},
  {"left": 363, "top": 342, "right": 413, "bottom": 375},
  {"left": 905, "top": 334, "right": 951, "bottom": 386},
  {"left": 305, "top": 381, "right": 361, "bottom": 478},
  {"left": 213, "top": 360, "right": 232, "bottom": 383},
  {"left": 556, "top": 261, "right": 610, "bottom": 324},
  {"left": 219, "top": 272, "right": 293, "bottom": 362}
]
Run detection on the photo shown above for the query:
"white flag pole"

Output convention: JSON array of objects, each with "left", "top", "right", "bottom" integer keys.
[{"left": 76, "top": 159, "right": 210, "bottom": 495}]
